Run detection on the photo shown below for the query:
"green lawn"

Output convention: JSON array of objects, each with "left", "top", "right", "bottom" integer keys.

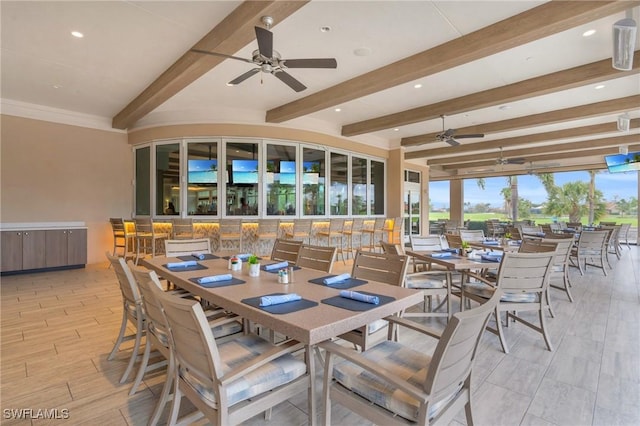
[{"left": 428, "top": 212, "right": 638, "bottom": 227}]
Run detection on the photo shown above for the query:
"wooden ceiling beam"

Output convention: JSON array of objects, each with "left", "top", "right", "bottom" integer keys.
[
  {"left": 265, "top": 1, "right": 637, "bottom": 124},
  {"left": 112, "top": 1, "right": 308, "bottom": 130},
  {"left": 404, "top": 95, "right": 640, "bottom": 159},
  {"left": 406, "top": 119, "right": 640, "bottom": 160},
  {"left": 345, "top": 54, "right": 639, "bottom": 137},
  {"left": 430, "top": 163, "right": 610, "bottom": 181},
  {"left": 434, "top": 134, "right": 639, "bottom": 168}
]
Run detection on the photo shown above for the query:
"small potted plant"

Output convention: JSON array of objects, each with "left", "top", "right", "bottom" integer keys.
[
  {"left": 461, "top": 241, "right": 472, "bottom": 256},
  {"left": 247, "top": 254, "right": 260, "bottom": 277},
  {"left": 502, "top": 232, "right": 512, "bottom": 245}
]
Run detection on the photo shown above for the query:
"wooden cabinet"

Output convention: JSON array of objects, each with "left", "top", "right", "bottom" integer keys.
[
  {"left": 45, "top": 229, "right": 87, "bottom": 268},
  {"left": 1, "top": 230, "right": 46, "bottom": 272},
  {"left": 1, "top": 226, "right": 86, "bottom": 274}
]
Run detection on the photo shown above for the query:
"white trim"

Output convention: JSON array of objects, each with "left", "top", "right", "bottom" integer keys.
[
  {"left": 0, "top": 222, "right": 86, "bottom": 231},
  {"left": 0, "top": 99, "right": 124, "bottom": 133}
]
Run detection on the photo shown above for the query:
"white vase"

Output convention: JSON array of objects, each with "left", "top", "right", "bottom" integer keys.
[{"left": 249, "top": 263, "right": 260, "bottom": 277}]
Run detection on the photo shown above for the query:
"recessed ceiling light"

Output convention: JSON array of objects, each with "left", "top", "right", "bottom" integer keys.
[
  {"left": 393, "top": 128, "right": 400, "bottom": 132},
  {"left": 320, "top": 26, "right": 331, "bottom": 33},
  {"left": 226, "top": 83, "right": 235, "bottom": 87},
  {"left": 414, "top": 83, "right": 422, "bottom": 89},
  {"left": 334, "top": 108, "right": 341, "bottom": 112},
  {"left": 595, "top": 84, "right": 606, "bottom": 90},
  {"left": 71, "top": 31, "right": 84, "bottom": 38},
  {"left": 353, "top": 47, "right": 372, "bottom": 57},
  {"left": 53, "top": 84, "right": 63, "bottom": 89},
  {"left": 582, "top": 29, "right": 596, "bottom": 37}
]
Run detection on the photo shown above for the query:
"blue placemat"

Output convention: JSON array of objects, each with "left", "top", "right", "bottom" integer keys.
[
  {"left": 177, "top": 254, "right": 219, "bottom": 261},
  {"left": 308, "top": 275, "right": 368, "bottom": 289},
  {"left": 261, "top": 263, "right": 302, "bottom": 274},
  {"left": 321, "top": 291, "right": 395, "bottom": 311},
  {"left": 241, "top": 293, "right": 318, "bottom": 314},
  {"left": 188, "top": 276, "right": 245, "bottom": 288},
  {"left": 163, "top": 263, "right": 208, "bottom": 272}
]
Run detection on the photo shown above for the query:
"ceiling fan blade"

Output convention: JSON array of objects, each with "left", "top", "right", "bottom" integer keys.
[
  {"left": 445, "top": 137, "right": 460, "bottom": 147},
  {"left": 282, "top": 58, "right": 337, "bottom": 68},
  {"left": 255, "top": 26, "right": 273, "bottom": 58},
  {"left": 228, "top": 68, "right": 260, "bottom": 86},
  {"left": 273, "top": 70, "right": 307, "bottom": 92},
  {"left": 191, "top": 48, "right": 253, "bottom": 64},
  {"left": 454, "top": 133, "right": 485, "bottom": 139}
]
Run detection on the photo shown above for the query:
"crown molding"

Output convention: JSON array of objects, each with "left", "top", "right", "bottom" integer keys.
[{"left": 0, "top": 99, "right": 125, "bottom": 133}]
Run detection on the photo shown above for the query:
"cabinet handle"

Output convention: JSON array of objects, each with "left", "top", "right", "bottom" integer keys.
[
  {"left": 17, "top": 232, "right": 22, "bottom": 236},
  {"left": 63, "top": 231, "right": 67, "bottom": 234},
  {"left": 68, "top": 230, "right": 72, "bottom": 234},
  {"left": 24, "top": 232, "right": 29, "bottom": 236}
]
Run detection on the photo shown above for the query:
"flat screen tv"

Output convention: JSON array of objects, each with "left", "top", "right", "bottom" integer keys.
[
  {"left": 188, "top": 159, "right": 217, "bottom": 184},
  {"left": 231, "top": 159, "right": 259, "bottom": 184},
  {"left": 303, "top": 160, "right": 320, "bottom": 185},
  {"left": 605, "top": 151, "right": 640, "bottom": 173},
  {"left": 279, "top": 161, "right": 296, "bottom": 185}
]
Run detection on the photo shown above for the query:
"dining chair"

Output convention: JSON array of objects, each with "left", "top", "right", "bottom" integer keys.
[
  {"left": 343, "top": 217, "right": 365, "bottom": 258},
  {"left": 362, "top": 217, "right": 387, "bottom": 252},
  {"left": 540, "top": 235, "right": 575, "bottom": 306},
  {"left": 295, "top": 244, "right": 337, "bottom": 273},
  {"left": 486, "top": 220, "right": 505, "bottom": 238},
  {"left": 569, "top": 230, "right": 609, "bottom": 276},
  {"left": 390, "top": 217, "right": 404, "bottom": 244},
  {"left": 128, "top": 264, "right": 243, "bottom": 424},
  {"left": 601, "top": 225, "right": 622, "bottom": 263},
  {"left": 461, "top": 251, "right": 555, "bottom": 354},
  {"left": 320, "top": 275, "right": 503, "bottom": 426},
  {"left": 134, "top": 217, "right": 170, "bottom": 264},
  {"left": 217, "top": 218, "right": 243, "bottom": 253},
  {"left": 157, "top": 289, "right": 311, "bottom": 426},
  {"left": 409, "top": 235, "right": 445, "bottom": 272},
  {"left": 337, "top": 250, "right": 409, "bottom": 352},
  {"left": 444, "top": 233, "right": 463, "bottom": 250},
  {"left": 284, "top": 218, "right": 313, "bottom": 244},
  {"left": 316, "top": 218, "right": 347, "bottom": 262},
  {"left": 171, "top": 218, "right": 194, "bottom": 240},
  {"left": 105, "top": 252, "right": 146, "bottom": 384},
  {"left": 618, "top": 223, "right": 632, "bottom": 250},
  {"left": 383, "top": 240, "right": 452, "bottom": 322},
  {"left": 109, "top": 218, "right": 134, "bottom": 260},
  {"left": 164, "top": 238, "right": 212, "bottom": 257},
  {"left": 254, "top": 219, "right": 280, "bottom": 255},
  {"left": 459, "top": 229, "right": 485, "bottom": 243},
  {"left": 270, "top": 238, "right": 303, "bottom": 264}
]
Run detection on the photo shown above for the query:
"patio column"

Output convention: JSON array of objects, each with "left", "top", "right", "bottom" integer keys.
[{"left": 450, "top": 179, "right": 464, "bottom": 227}]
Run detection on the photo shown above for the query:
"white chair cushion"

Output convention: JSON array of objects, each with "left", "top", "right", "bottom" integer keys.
[
  {"left": 181, "top": 334, "right": 306, "bottom": 407},
  {"left": 211, "top": 320, "right": 243, "bottom": 339},
  {"left": 406, "top": 274, "right": 447, "bottom": 289},
  {"left": 333, "top": 340, "right": 460, "bottom": 421},
  {"left": 463, "top": 282, "right": 538, "bottom": 303}
]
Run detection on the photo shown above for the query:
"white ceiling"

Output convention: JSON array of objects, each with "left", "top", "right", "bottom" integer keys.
[{"left": 1, "top": 1, "right": 639, "bottom": 175}]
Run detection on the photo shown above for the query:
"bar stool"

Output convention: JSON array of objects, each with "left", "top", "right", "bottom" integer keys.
[
  {"left": 285, "top": 219, "right": 313, "bottom": 244},
  {"left": 255, "top": 219, "right": 280, "bottom": 255},
  {"left": 343, "top": 217, "right": 364, "bottom": 259},
  {"left": 218, "top": 219, "right": 243, "bottom": 253},
  {"left": 171, "top": 218, "right": 194, "bottom": 239},
  {"left": 109, "top": 218, "right": 134, "bottom": 260},
  {"left": 317, "top": 218, "right": 347, "bottom": 263},
  {"left": 134, "top": 217, "right": 169, "bottom": 264},
  {"left": 362, "top": 217, "right": 386, "bottom": 252}
]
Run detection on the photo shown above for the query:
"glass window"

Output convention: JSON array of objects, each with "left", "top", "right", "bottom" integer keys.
[
  {"left": 330, "top": 153, "right": 348, "bottom": 215},
  {"left": 370, "top": 160, "right": 385, "bottom": 215},
  {"left": 135, "top": 146, "right": 151, "bottom": 216},
  {"left": 156, "top": 143, "right": 180, "bottom": 216},
  {"left": 302, "top": 148, "right": 326, "bottom": 216},
  {"left": 429, "top": 180, "right": 450, "bottom": 220},
  {"left": 266, "top": 144, "right": 297, "bottom": 216},
  {"left": 187, "top": 141, "right": 218, "bottom": 215},
  {"left": 352, "top": 156, "right": 368, "bottom": 215},
  {"left": 226, "top": 142, "right": 259, "bottom": 216}
]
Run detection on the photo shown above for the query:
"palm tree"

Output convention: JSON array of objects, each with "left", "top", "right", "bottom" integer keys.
[{"left": 545, "top": 181, "right": 606, "bottom": 223}]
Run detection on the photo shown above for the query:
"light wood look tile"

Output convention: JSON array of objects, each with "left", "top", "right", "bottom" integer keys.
[{"left": 1, "top": 246, "right": 637, "bottom": 425}]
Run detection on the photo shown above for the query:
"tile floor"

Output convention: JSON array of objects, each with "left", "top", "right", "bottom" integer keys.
[{"left": 1, "top": 245, "right": 638, "bottom": 425}]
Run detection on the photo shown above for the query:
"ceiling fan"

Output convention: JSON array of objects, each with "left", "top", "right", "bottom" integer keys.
[
  {"left": 496, "top": 147, "right": 526, "bottom": 165},
  {"left": 436, "top": 115, "right": 485, "bottom": 146},
  {"left": 191, "top": 16, "right": 337, "bottom": 92}
]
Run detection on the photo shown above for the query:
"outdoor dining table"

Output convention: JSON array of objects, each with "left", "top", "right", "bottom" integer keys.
[
  {"left": 468, "top": 239, "right": 521, "bottom": 252},
  {"left": 140, "top": 254, "right": 423, "bottom": 425}
]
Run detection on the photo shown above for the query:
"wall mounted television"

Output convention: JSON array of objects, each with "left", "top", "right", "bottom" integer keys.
[
  {"left": 279, "top": 161, "right": 296, "bottom": 185},
  {"left": 604, "top": 151, "right": 640, "bottom": 173},
  {"left": 188, "top": 159, "right": 217, "bottom": 184},
  {"left": 231, "top": 159, "right": 259, "bottom": 184}
]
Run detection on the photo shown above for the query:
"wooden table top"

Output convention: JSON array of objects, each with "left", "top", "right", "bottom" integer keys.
[{"left": 141, "top": 256, "right": 423, "bottom": 346}]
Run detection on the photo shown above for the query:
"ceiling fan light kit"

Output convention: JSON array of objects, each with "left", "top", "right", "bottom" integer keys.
[
  {"left": 436, "top": 115, "right": 484, "bottom": 146},
  {"left": 191, "top": 16, "right": 337, "bottom": 92},
  {"left": 612, "top": 14, "right": 637, "bottom": 71}
]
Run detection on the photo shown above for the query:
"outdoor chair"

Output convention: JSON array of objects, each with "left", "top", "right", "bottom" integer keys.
[
  {"left": 171, "top": 218, "right": 194, "bottom": 239},
  {"left": 270, "top": 238, "right": 303, "bottom": 264},
  {"left": 295, "top": 244, "right": 337, "bottom": 273},
  {"left": 569, "top": 230, "right": 609, "bottom": 276},
  {"left": 134, "top": 217, "right": 170, "bottom": 264}
]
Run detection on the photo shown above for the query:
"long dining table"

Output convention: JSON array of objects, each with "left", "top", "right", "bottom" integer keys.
[{"left": 140, "top": 254, "right": 423, "bottom": 425}]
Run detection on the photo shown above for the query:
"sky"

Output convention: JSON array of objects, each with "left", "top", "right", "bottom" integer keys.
[{"left": 429, "top": 170, "right": 638, "bottom": 209}]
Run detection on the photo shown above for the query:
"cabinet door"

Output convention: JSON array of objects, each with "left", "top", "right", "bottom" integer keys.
[
  {"left": 22, "top": 230, "right": 46, "bottom": 270},
  {"left": 45, "top": 230, "right": 67, "bottom": 268},
  {"left": 1, "top": 231, "right": 23, "bottom": 272},
  {"left": 67, "top": 229, "right": 87, "bottom": 265}
]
